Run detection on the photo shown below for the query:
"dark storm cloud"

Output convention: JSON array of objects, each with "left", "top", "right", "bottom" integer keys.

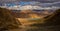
[{"left": 0, "top": 0, "right": 60, "bottom": 2}]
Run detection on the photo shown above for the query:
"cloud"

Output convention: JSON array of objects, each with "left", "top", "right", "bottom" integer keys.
[
  {"left": 4, "top": 5, "right": 59, "bottom": 10},
  {"left": 0, "top": 0, "right": 60, "bottom": 3},
  {"left": 0, "top": 1, "right": 60, "bottom": 10}
]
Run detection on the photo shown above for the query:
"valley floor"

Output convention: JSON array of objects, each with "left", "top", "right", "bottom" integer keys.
[{"left": 7, "top": 25, "right": 60, "bottom": 31}]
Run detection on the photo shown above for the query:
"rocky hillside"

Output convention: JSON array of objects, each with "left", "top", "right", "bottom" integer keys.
[
  {"left": 44, "top": 9, "right": 60, "bottom": 26},
  {"left": 30, "top": 9, "right": 60, "bottom": 26},
  {"left": 0, "top": 8, "right": 21, "bottom": 31}
]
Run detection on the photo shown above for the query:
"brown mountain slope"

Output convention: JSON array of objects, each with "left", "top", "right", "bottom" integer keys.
[
  {"left": 30, "top": 9, "right": 60, "bottom": 26},
  {"left": 44, "top": 9, "right": 60, "bottom": 25},
  {"left": 0, "top": 8, "right": 21, "bottom": 31}
]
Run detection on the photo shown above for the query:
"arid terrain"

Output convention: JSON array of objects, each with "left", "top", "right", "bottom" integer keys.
[{"left": 0, "top": 8, "right": 60, "bottom": 31}]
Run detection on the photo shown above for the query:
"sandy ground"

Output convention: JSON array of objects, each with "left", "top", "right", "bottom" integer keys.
[{"left": 7, "top": 25, "right": 60, "bottom": 31}]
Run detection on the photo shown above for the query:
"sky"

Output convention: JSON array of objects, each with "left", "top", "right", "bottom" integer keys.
[
  {"left": 0, "top": 0, "right": 60, "bottom": 3},
  {"left": 0, "top": 0, "right": 60, "bottom": 10},
  {"left": 0, "top": 0, "right": 60, "bottom": 5},
  {"left": 3, "top": 0, "right": 60, "bottom": 7}
]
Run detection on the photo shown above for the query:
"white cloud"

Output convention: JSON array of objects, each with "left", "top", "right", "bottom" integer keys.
[
  {"left": 6, "top": 5, "right": 59, "bottom": 10},
  {"left": 0, "top": 1, "right": 60, "bottom": 10}
]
